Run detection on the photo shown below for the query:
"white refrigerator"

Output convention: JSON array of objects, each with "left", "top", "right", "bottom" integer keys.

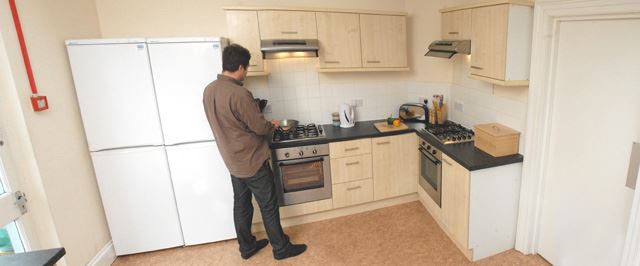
[{"left": 66, "top": 37, "right": 235, "bottom": 255}]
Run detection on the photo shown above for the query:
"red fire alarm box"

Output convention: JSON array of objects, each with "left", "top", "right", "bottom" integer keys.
[{"left": 30, "top": 95, "right": 48, "bottom": 112}]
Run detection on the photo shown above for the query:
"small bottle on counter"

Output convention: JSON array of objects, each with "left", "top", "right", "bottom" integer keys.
[{"left": 332, "top": 112, "right": 340, "bottom": 127}]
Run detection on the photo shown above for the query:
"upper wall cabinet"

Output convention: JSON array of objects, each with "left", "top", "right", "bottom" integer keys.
[
  {"left": 316, "top": 12, "right": 362, "bottom": 69},
  {"left": 258, "top": 11, "right": 318, "bottom": 39},
  {"left": 360, "top": 14, "right": 408, "bottom": 68},
  {"left": 440, "top": 1, "right": 533, "bottom": 86},
  {"left": 225, "top": 11, "right": 265, "bottom": 74},
  {"left": 441, "top": 9, "right": 471, "bottom": 40},
  {"left": 224, "top": 7, "right": 409, "bottom": 73}
]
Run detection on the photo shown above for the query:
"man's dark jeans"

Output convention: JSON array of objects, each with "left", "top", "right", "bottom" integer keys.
[{"left": 230, "top": 162, "right": 290, "bottom": 256}]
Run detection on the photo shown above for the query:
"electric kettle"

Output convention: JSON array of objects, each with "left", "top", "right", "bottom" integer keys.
[{"left": 339, "top": 103, "right": 355, "bottom": 128}]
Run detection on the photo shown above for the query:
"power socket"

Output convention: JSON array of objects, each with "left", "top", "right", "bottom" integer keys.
[
  {"left": 352, "top": 99, "right": 364, "bottom": 108},
  {"left": 454, "top": 100, "right": 464, "bottom": 112}
]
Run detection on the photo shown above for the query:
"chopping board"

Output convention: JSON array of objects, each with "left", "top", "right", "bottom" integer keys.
[{"left": 374, "top": 122, "right": 409, "bottom": 132}]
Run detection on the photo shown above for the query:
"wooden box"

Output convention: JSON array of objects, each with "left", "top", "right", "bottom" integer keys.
[{"left": 474, "top": 123, "right": 520, "bottom": 157}]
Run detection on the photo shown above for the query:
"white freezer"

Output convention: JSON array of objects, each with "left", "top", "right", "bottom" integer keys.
[
  {"left": 66, "top": 41, "right": 164, "bottom": 151},
  {"left": 91, "top": 146, "right": 184, "bottom": 255},
  {"left": 147, "top": 39, "right": 227, "bottom": 145},
  {"left": 165, "top": 141, "right": 236, "bottom": 246}
]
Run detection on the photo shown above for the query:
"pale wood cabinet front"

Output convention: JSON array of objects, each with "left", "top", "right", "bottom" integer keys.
[
  {"left": 372, "top": 133, "right": 418, "bottom": 200},
  {"left": 329, "top": 138, "right": 372, "bottom": 158},
  {"left": 332, "top": 179, "right": 374, "bottom": 208},
  {"left": 360, "top": 14, "right": 408, "bottom": 68},
  {"left": 258, "top": 11, "right": 318, "bottom": 39},
  {"left": 316, "top": 12, "right": 362, "bottom": 69},
  {"left": 331, "top": 154, "right": 372, "bottom": 184},
  {"left": 470, "top": 4, "right": 509, "bottom": 81},
  {"left": 441, "top": 153, "right": 470, "bottom": 250},
  {"left": 441, "top": 9, "right": 472, "bottom": 40},
  {"left": 225, "top": 10, "right": 264, "bottom": 72}
]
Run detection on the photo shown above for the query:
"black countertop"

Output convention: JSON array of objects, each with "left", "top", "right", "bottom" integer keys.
[
  {"left": 269, "top": 120, "right": 523, "bottom": 171},
  {"left": 0, "top": 248, "right": 66, "bottom": 266}
]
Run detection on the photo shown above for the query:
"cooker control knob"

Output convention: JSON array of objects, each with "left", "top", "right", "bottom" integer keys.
[
  {"left": 421, "top": 141, "right": 426, "bottom": 146},
  {"left": 432, "top": 150, "right": 437, "bottom": 155},
  {"left": 426, "top": 145, "right": 431, "bottom": 150},
  {"left": 312, "top": 149, "right": 318, "bottom": 155},
  {"left": 285, "top": 152, "right": 290, "bottom": 158},
  {"left": 299, "top": 151, "right": 304, "bottom": 156}
]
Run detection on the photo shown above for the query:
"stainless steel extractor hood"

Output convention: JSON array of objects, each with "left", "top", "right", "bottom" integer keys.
[
  {"left": 424, "top": 40, "right": 471, "bottom": 58},
  {"left": 260, "top": 39, "right": 319, "bottom": 59}
]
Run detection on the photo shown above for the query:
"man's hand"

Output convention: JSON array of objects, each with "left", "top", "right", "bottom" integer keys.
[{"left": 271, "top": 119, "right": 281, "bottom": 128}]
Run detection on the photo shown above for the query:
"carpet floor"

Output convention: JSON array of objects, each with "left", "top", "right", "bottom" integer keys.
[{"left": 113, "top": 201, "right": 549, "bottom": 265}]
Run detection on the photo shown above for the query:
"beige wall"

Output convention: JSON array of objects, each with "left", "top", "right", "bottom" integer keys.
[{"left": 0, "top": 0, "right": 110, "bottom": 265}]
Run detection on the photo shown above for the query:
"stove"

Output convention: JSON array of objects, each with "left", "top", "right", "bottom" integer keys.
[
  {"left": 423, "top": 121, "right": 475, "bottom": 144},
  {"left": 272, "top": 123, "right": 326, "bottom": 143}
]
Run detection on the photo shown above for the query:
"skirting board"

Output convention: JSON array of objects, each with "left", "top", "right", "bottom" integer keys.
[
  {"left": 252, "top": 193, "right": 418, "bottom": 232},
  {"left": 87, "top": 240, "right": 117, "bottom": 266}
]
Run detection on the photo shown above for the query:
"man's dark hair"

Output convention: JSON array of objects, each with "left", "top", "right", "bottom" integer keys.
[{"left": 222, "top": 44, "right": 251, "bottom": 72}]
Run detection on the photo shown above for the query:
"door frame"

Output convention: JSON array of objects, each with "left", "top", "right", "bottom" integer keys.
[{"left": 515, "top": 0, "right": 640, "bottom": 264}]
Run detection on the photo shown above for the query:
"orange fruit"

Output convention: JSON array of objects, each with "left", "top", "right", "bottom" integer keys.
[{"left": 393, "top": 119, "right": 400, "bottom": 127}]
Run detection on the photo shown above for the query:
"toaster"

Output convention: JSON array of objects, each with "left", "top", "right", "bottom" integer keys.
[{"left": 399, "top": 102, "right": 429, "bottom": 123}]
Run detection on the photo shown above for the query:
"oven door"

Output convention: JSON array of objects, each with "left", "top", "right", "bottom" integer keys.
[
  {"left": 273, "top": 155, "right": 332, "bottom": 206},
  {"left": 419, "top": 147, "right": 442, "bottom": 207}
]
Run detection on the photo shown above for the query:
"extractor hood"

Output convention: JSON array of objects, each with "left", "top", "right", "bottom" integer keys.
[
  {"left": 424, "top": 40, "right": 471, "bottom": 58},
  {"left": 260, "top": 39, "right": 319, "bottom": 59}
]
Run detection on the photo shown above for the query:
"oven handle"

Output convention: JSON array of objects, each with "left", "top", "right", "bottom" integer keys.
[
  {"left": 419, "top": 147, "right": 440, "bottom": 165},
  {"left": 278, "top": 157, "right": 325, "bottom": 167}
]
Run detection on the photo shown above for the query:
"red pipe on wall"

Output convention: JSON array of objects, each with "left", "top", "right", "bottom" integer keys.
[
  {"left": 8, "top": 0, "right": 48, "bottom": 112},
  {"left": 8, "top": 0, "right": 37, "bottom": 94}
]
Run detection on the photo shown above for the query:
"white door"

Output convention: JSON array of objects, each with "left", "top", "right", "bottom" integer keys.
[
  {"left": 91, "top": 146, "right": 184, "bottom": 255},
  {"left": 165, "top": 141, "right": 235, "bottom": 246},
  {"left": 537, "top": 19, "right": 640, "bottom": 265},
  {"left": 148, "top": 39, "right": 223, "bottom": 145},
  {"left": 66, "top": 40, "right": 164, "bottom": 151}
]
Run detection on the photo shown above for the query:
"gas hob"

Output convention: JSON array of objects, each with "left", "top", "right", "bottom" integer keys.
[
  {"left": 423, "top": 121, "right": 475, "bottom": 144},
  {"left": 272, "top": 124, "right": 326, "bottom": 143}
]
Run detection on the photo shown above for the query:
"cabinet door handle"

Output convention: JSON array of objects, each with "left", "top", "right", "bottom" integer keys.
[
  {"left": 448, "top": 31, "right": 459, "bottom": 34},
  {"left": 324, "top": 60, "right": 340, "bottom": 64},
  {"left": 281, "top": 31, "right": 298, "bottom": 34},
  {"left": 249, "top": 64, "right": 258, "bottom": 67},
  {"left": 376, "top": 141, "right": 390, "bottom": 145},
  {"left": 347, "top": 186, "right": 362, "bottom": 191},
  {"left": 367, "top": 60, "right": 381, "bottom": 63},
  {"left": 443, "top": 158, "right": 452, "bottom": 166},
  {"left": 345, "top": 161, "right": 360, "bottom": 166},
  {"left": 344, "top": 147, "right": 359, "bottom": 152},
  {"left": 470, "top": 66, "right": 484, "bottom": 70}
]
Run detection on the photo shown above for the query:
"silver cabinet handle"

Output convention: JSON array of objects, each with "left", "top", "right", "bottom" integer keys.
[
  {"left": 345, "top": 147, "right": 359, "bottom": 152},
  {"left": 249, "top": 63, "right": 258, "bottom": 66},
  {"left": 347, "top": 186, "right": 362, "bottom": 191},
  {"left": 281, "top": 31, "right": 298, "bottom": 34},
  {"left": 470, "top": 66, "right": 484, "bottom": 70},
  {"left": 626, "top": 142, "right": 640, "bottom": 189},
  {"left": 376, "top": 141, "right": 390, "bottom": 145},
  {"left": 448, "top": 31, "right": 459, "bottom": 34},
  {"left": 324, "top": 60, "right": 340, "bottom": 64},
  {"left": 443, "top": 158, "right": 452, "bottom": 166},
  {"left": 367, "top": 60, "right": 381, "bottom": 63},
  {"left": 345, "top": 161, "right": 360, "bottom": 166}
]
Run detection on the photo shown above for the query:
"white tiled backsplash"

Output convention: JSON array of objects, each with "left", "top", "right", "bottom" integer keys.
[
  {"left": 244, "top": 56, "right": 528, "bottom": 146},
  {"left": 245, "top": 57, "right": 424, "bottom": 125}
]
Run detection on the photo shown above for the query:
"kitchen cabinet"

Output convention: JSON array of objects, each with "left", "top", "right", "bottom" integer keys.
[
  {"left": 441, "top": 154, "right": 470, "bottom": 250},
  {"left": 441, "top": 9, "right": 472, "bottom": 40},
  {"left": 360, "top": 14, "right": 408, "bottom": 68},
  {"left": 372, "top": 133, "right": 418, "bottom": 200},
  {"left": 329, "top": 138, "right": 372, "bottom": 158},
  {"left": 418, "top": 150, "right": 523, "bottom": 261},
  {"left": 331, "top": 154, "right": 372, "bottom": 184},
  {"left": 467, "top": 3, "right": 533, "bottom": 86},
  {"left": 333, "top": 179, "right": 374, "bottom": 208},
  {"left": 257, "top": 11, "right": 318, "bottom": 39},
  {"left": 316, "top": 12, "right": 362, "bottom": 69},
  {"left": 225, "top": 10, "right": 265, "bottom": 74}
]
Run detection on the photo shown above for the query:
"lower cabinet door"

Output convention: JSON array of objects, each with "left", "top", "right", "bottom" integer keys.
[
  {"left": 441, "top": 154, "right": 470, "bottom": 249},
  {"left": 332, "top": 179, "right": 374, "bottom": 208},
  {"left": 166, "top": 141, "right": 236, "bottom": 246}
]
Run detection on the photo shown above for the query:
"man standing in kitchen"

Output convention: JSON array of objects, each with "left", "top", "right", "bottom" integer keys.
[{"left": 203, "top": 44, "right": 307, "bottom": 261}]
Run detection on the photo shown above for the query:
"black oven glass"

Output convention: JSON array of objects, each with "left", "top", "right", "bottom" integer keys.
[
  {"left": 421, "top": 151, "right": 439, "bottom": 190},
  {"left": 280, "top": 159, "right": 325, "bottom": 193}
]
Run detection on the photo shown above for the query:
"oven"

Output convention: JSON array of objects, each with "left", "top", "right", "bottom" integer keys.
[
  {"left": 272, "top": 144, "right": 332, "bottom": 206},
  {"left": 418, "top": 137, "right": 442, "bottom": 207}
]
